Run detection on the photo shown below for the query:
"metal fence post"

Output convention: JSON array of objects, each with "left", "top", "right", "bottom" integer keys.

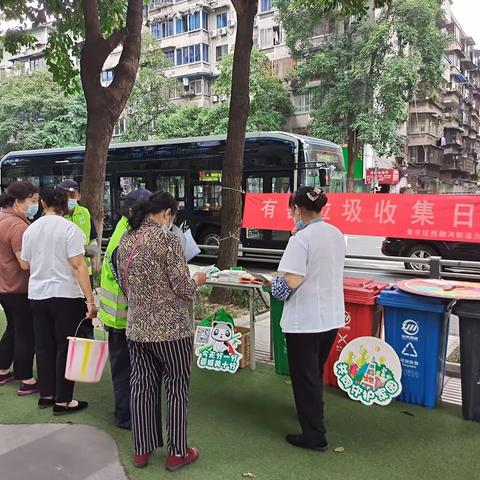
[{"left": 429, "top": 256, "right": 442, "bottom": 279}]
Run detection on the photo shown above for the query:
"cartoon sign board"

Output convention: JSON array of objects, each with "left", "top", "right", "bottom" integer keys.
[
  {"left": 194, "top": 316, "right": 243, "bottom": 374},
  {"left": 334, "top": 336, "right": 402, "bottom": 406}
]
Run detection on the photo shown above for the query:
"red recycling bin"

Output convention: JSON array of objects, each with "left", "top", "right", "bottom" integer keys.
[{"left": 324, "top": 277, "right": 388, "bottom": 387}]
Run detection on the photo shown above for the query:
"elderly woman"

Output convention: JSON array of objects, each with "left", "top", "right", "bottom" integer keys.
[
  {"left": 273, "top": 186, "right": 346, "bottom": 452},
  {"left": 118, "top": 191, "right": 206, "bottom": 472}
]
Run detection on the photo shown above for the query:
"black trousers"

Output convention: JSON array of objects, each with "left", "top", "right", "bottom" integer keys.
[
  {"left": 128, "top": 336, "right": 193, "bottom": 456},
  {"left": 285, "top": 330, "right": 338, "bottom": 445},
  {"left": 30, "top": 297, "right": 87, "bottom": 403},
  {"left": 0, "top": 293, "right": 35, "bottom": 380},
  {"left": 107, "top": 327, "right": 131, "bottom": 427}
]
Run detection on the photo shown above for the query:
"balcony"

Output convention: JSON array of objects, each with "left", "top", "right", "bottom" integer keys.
[
  {"left": 409, "top": 99, "right": 443, "bottom": 116},
  {"left": 148, "top": 0, "right": 173, "bottom": 12}
]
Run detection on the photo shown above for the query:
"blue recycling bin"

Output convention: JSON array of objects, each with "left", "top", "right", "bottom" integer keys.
[{"left": 378, "top": 287, "right": 450, "bottom": 408}]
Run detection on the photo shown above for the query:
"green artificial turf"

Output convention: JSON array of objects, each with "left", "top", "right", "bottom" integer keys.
[{"left": 0, "top": 312, "right": 479, "bottom": 480}]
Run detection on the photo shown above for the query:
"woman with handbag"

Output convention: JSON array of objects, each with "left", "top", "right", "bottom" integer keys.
[
  {"left": 272, "top": 186, "right": 346, "bottom": 452},
  {"left": 0, "top": 181, "right": 39, "bottom": 395},
  {"left": 118, "top": 191, "right": 206, "bottom": 472},
  {"left": 20, "top": 185, "right": 97, "bottom": 415}
]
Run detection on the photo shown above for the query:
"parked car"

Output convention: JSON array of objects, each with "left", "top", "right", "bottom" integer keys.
[{"left": 381, "top": 238, "right": 480, "bottom": 271}]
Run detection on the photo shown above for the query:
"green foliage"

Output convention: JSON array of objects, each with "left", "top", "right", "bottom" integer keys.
[
  {"left": 121, "top": 35, "right": 174, "bottom": 141},
  {"left": 0, "top": 69, "right": 87, "bottom": 156},
  {"left": 0, "top": 1, "right": 148, "bottom": 93},
  {"left": 280, "top": 0, "right": 447, "bottom": 160},
  {"left": 153, "top": 49, "right": 293, "bottom": 139}
]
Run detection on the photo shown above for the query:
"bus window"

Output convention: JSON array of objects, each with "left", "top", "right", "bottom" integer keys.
[
  {"left": 246, "top": 177, "right": 264, "bottom": 193},
  {"left": 119, "top": 176, "right": 146, "bottom": 201},
  {"left": 246, "top": 176, "right": 265, "bottom": 239},
  {"left": 157, "top": 175, "right": 186, "bottom": 209},
  {"left": 193, "top": 184, "right": 221, "bottom": 211},
  {"left": 272, "top": 176, "right": 291, "bottom": 193}
]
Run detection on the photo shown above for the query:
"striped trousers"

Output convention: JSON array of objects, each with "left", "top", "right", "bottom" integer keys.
[{"left": 128, "top": 336, "right": 193, "bottom": 456}]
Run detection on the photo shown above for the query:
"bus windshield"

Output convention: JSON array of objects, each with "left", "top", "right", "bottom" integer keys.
[{"left": 301, "top": 143, "right": 346, "bottom": 192}]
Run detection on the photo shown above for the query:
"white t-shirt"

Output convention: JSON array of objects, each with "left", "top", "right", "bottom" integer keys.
[
  {"left": 278, "top": 219, "right": 346, "bottom": 333},
  {"left": 21, "top": 215, "right": 85, "bottom": 300}
]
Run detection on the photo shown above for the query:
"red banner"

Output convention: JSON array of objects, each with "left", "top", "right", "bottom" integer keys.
[{"left": 242, "top": 193, "right": 480, "bottom": 243}]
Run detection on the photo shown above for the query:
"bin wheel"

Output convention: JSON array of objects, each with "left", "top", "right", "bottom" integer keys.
[{"left": 404, "top": 244, "right": 439, "bottom": 272}]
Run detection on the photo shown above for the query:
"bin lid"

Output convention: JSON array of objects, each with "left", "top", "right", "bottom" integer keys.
[
  {"left": 452, "top": 300, "right": 480, "bottom": 319},
  {"left": 377, "top": 287, "right": 449, "bottom": 313},
  {"left": 343, "top": 277, "right": 389, "bottom": 305}
]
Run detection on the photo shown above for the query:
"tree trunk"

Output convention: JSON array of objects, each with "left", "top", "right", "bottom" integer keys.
[
  {"left": 79, "top": 0, "right": 143, "bottom": 241},
  {"left": 346, "top": 128, "right": 357, "bottom": 193},
  {"left": 210, "top": 0, "right": 257, "bottom": 305}
]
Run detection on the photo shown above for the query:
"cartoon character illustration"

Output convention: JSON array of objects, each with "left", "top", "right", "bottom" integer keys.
[{"left": 210, "top": 320, "right": 237, "bottom": 355}]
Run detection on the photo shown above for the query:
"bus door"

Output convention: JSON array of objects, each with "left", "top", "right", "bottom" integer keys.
[
  {"left": 153, "top": 172, "right": 188, "bottom": 225},
  {"left": 116, "top": 174, "right": 147, "bottom": 213},
  {"left": 242, "top": 172, "right": 293, "bottom": 252}
]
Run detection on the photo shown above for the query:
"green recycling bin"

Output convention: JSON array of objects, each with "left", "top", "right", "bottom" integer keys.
[{"left": 268, "top": 292, "right": 290, "bottom": 375}]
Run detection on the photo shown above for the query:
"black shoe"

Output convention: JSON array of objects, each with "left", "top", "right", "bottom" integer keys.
[
  {"left": 0, "top": 372, "right": 14, "bottom": 386},
  {"left": 53, "top": 400, "right": 88, "bottom": 416},
  {"left": 286, "top": 434, "right": 328, "bottom": 452},
  {"left": 17, "top": 381, "right": 39, "bottom": 396},
  {"left": 38, "top": 397, "right": 55, "bottom": 409},
  {"left": 117, "top": 420, "right": 132, "bottom": 430}
]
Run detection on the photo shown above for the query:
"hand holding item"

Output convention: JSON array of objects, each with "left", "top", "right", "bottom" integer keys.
[
  {"left": 86, "top": 302, "right": 98, "bottom": 319},
  {"left": 193, "top": 272, "right": 207, "bottom": 286}
]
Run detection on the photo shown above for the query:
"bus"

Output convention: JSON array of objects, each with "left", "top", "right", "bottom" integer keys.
[{"left": 0, "top": 132, "right": 345, "bottom": 252}]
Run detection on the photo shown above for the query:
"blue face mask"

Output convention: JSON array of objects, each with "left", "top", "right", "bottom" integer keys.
[
  {"left": 68, "top": 199, "right": 78, "bottom": 211},
  {"left": 295, "top": 219, "right": 304, "bottom": 230},
  {"left": 27, "top": 203, "right": 39, "bottom": 219}
]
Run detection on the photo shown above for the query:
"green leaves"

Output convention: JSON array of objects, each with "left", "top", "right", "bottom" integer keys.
[
  {"left": 0, "top": 69, "right": 87, "bottom": 156},
  {"left": 281, "top": 0, "right": 447, "bottom": 161}
]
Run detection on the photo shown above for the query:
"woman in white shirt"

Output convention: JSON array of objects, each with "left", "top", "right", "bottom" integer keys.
[
  {"left": 276, "top": 186, "right": 345, "bottom": 452},
  {"left": 21, "top": 185, "right": 97, "bottom": 415}
]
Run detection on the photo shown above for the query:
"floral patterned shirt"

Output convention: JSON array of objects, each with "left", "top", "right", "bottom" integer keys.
[{"left": 118, "top": 219, "right": 196, "bottom": 342}]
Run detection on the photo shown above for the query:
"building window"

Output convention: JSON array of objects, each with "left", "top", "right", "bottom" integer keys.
[
  {"left": 293, "top": 92, "right": 311, "bottom": 113},
  {"left": 176, "top": 11, "right": 207, "bottom": 34},
  {"left": 188, "top": 78, "right": 210, "bottom": 95},
  {"left": 273, "top": 25, "right": 281, "bottom": 45},
  {"left": 175, "top": 43, "right": 209, "bottom": 66},
  {"left": 151, "top": 19, "right": 174, "bottom": 39},
  {"left": 101, "top": 69, "right": 114, "bottom": 84},
  {"left": 30, "top": 56, "right": 46, "bottom": 71},
  {"left": 113, "top": 118, "right": 127, "bottom": 137},
  {"left": 260, "top": 0, "right": 272, "bottom": 13},
  {"left": 216, "top": 44, "right": 229, "bottom": 61},
  {"left": 259, "top": 28, "right": 273, "bottom": 49},
  {"left": 164, "top": 49, "right": 175, "bottom": 65},
  {"left": 312, "top": 18, "right": 335, "bottom": 37},
  {"left": 216, "top": 12, "right": 228, "bottom": 29}
]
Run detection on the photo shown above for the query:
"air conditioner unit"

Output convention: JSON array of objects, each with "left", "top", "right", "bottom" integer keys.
[
  {"left": 210, "top": 30, "right": 218, "bottom": 38},
  {"left": 218, "top": 27, "right": 227, "bottom": 36},
  {"left": 228, "top": 19, "right": 236, "bottom": 28},
  {"left": 212, "top": 95, "right": 219, "bottom": 103},
  {"left": 219, "top": 94, "right": 228, "bottom": 102}
]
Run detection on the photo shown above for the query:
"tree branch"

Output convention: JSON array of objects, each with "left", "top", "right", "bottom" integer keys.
[
  {"left": 105, "top": 28, "right": 128, "bottom": 54},
  {"left": 81, "top": 0, "right": 102, "bottom": 41}
]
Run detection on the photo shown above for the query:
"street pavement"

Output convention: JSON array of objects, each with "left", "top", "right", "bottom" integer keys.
[{"left": 0, "top": 424, "right": 127, "bottom": 480}]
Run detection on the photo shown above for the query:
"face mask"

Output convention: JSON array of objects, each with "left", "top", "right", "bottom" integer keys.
[
  {"left": 295, "top": 219, "right": 304, "bottom": 230},
  {"left": 68, "top": 199, "right": 78, "bottom": 211},
  {"left": 26, "top": 203, "right": 39, "bottom": 219}
]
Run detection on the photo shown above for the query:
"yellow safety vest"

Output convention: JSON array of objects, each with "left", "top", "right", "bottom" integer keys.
[
  {"left": 65, "top": 205, "right": 92, "bottom": 275},
  {"left": 98, "top": 216, "right": 129, "bottom": 330}
]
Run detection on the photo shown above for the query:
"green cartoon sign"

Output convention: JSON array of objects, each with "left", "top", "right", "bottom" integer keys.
[
  {"left": 334, "top": 336, "right": 402, "bottom": 406},
  {"left": 194, "top": 309, "right": 243, "bottom": 374}
]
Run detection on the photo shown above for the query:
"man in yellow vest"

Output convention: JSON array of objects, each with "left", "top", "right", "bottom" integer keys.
[
  {"left": 99, "top": 188, "right": 151, "bottom": 430},
  {"left": 60, "top": 179, "right": 99, "bottom": 339}
]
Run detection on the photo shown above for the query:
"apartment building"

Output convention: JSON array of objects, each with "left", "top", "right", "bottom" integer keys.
[
  {"left": 405, "top": 1, "right": 480, "bottom": 193},
  {"left": 145, "top": 0, "right": 311, "bottom": 130}
]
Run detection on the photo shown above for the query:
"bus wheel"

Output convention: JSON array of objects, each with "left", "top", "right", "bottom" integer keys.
[{"left": 199, "top": 228, "right": 221, "bottom": 256}]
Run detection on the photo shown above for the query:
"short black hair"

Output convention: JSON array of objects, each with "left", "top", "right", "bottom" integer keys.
[
  {"left": 289, "top": 186, "right": 328, "bottom": 213},
  {"left": 41, "top": 185, "right": 68, "bottom": 215},
  {"left": 0, "top": 181, "right": 39, "bottom": 209}
]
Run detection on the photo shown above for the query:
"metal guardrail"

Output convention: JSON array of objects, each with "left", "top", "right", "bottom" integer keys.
[{"left": 197, "top": 245, "right": 480, "bottom": 281}]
